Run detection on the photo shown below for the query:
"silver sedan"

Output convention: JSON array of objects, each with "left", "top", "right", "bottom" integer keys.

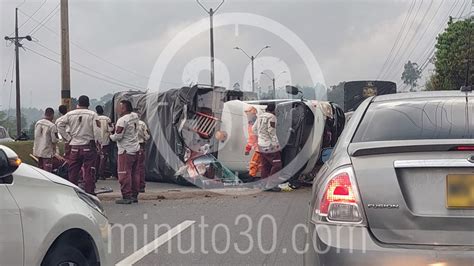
[{"left": 305, "top": 90, "right": 474, "bottom": 266}]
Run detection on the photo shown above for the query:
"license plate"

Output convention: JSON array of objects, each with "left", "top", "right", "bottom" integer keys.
[{"left": 446, "top": 174, "right": 474, "bottom": 208}]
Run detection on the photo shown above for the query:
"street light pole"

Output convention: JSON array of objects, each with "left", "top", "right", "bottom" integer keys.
[
  {"left": 261, "top": 71, "right": 286, "bottom": 99},
  {"left": 196, "top": 0, "right": 224, "bottom": 89},
  {"left": 209, "top": 8, "right": 215, "bottom": 88},
  {"left": 251, "top": 56, "right": 255, "bottom": 92},
  {"left": 4, "top": 8, "right": 32, "bottom": 137},
  {"left": 234, "top": 45, "right": 270, "bottom": 93}
]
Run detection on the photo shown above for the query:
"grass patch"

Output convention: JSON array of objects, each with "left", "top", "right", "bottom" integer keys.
[{"left": 3, "top": 141, "right": 64, "bottom": 166}]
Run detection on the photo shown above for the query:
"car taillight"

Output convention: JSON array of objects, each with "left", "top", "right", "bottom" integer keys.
[
  {"left": 454, "top": 146, "right": 474, "bottom": 151},
  {"left": 313, "top": 166, "right": 365, "bottom": 224}
]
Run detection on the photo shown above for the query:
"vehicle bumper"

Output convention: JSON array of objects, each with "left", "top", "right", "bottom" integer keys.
[
  {"left": 304, "top": 223, "right": 474, "bottom": 266},
  {"left": 92, "top": 212, "right": 112, "bottom": 266}
]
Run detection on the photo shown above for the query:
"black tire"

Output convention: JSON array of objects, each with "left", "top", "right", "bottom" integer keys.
[{"left": 42, "top": 245, "right": 89, "bottom": 266}]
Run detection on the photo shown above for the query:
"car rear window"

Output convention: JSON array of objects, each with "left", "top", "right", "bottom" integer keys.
[{"left": 352, "top": 97, "right": 473, "bottom": 142}]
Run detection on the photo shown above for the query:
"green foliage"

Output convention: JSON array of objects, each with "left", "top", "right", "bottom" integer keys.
[
  {"left": 401, "top": 61, "right": 422, "bottom": 91},
  {"left": 0, "top": 94, "right": 115, "bottom": 138},
  {"left": 3, "top": 141, "right": 36, "bottom": 165},
  {"left": 2, "top": 141, "right": 64, "bottom": 166},
  {"left": 70, "top": 93, "right": 114, "bottom": 110},
  {"left": 428, "top": 17, "right": 473, "bottom": 90},
  {"left": 327, "top": 82, "right": 345, "bottom": 108},
  {"left": 0, "top": 110, "right": 28, "bottom": 138}
]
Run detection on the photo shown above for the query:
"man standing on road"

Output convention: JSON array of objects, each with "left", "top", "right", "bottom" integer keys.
[
  {"left": 33, "top": 108, "right": 59, "bottom": 172},
  {"left": 110, "top": 100, "right": 141, "bottom": 204},
  {"left": 253, "top": 103, "right": 282, "bottom": 192},
  {"left": 244, "top": 105, "right": 260, "bottom": 178},
  {"left": 95, "top": 105, "right": 113, "bottom": 180},
  {"left": 57, "top": 95, "right": 100, "bottom": 195},
  {"left": 136, "top": 115, "right": 150, "bottom": 193}
]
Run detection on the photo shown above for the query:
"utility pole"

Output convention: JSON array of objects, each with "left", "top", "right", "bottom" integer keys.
[
  {"left": 60, "top": 0, "right": 71, "bottom": 110},
  {"left": 196, "top": 0, "right": 224, "bottom": 89},
  {"left": 4, "top": 8, "right": 32, "bottom": 137},
  {"left": 234, "top": 45, "right": 271, "bottom": 93},
  {"left": 466, "top": 13, "right": 472, "bottom": 86}
]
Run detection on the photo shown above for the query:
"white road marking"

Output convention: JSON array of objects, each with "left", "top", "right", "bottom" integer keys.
[{"left": 115, "top": 220, "right": 195, "bottom": 266}]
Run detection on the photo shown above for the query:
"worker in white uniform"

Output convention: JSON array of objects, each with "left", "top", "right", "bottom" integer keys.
[
  {"left": 95, "top": 105, "right": 113, "bottom": 179},
  {"left": 253, "top": 103, "right": 282, "bottom": 192},
  {"left": 57, "top": 95, "right": 100, "bottom": 195},
  {"left": 55, "top": 104, "right": 69, "bottom": 158},
  {"left": 33, "top": 108, "right": 59, "bottom": 172},
  {"left": 110, "top": 100, "right": 141, "bottom": 204},
  {"left": 136, "top": 115, "right": 150, "bottom": 192}
]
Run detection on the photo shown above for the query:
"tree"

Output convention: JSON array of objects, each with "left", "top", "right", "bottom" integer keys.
[
  {"left": 401, "top": 61, "right": 422, "bottom": 91},
  {"left": 0, "top": 111, "right": 27, "bottom": 138},
  {"left": 428, "top": 17, "right": 473, "bottom": 90},
  {"left": 327, "top": 82, "right": 345, "bottom": 107},
  {"left": 71, "top": 93, "right": 114, "bottom": 110}
]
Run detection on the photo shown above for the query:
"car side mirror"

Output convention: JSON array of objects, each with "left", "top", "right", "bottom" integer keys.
[
  {"left": 0, "top": 146, "right": 21, "bottom": 183},
  {"left": 321, "top": 147, "right": 333, "bottom": 163}
]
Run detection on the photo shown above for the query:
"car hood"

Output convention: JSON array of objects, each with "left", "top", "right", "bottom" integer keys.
[{"left": 20, "top": 163, "right": 79, "bottom": 189}]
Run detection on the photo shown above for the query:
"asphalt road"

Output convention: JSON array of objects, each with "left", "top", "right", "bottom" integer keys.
[{"left": 104, "top": 188, "right": 312, "bottom": 265}]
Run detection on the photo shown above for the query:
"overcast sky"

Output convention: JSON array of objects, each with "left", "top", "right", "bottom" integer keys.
[{"left": 1, "top": 0, "right": 472, "bottom": 109}]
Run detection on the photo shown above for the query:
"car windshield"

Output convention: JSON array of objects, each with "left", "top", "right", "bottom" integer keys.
[{"left": 352, "top": 97, "right": 473, "bottom": 142}]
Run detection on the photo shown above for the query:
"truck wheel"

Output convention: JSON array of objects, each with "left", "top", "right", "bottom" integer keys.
[{"left": 42, "top": 245, "right": 89, "bottom": 266}]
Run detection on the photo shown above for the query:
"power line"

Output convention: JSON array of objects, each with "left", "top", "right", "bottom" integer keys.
[
  {"left": 15, "top": 0, "right": 48, "bottom": 33},
  {"left": 388, "top": 0, "right": 436, "bottom": 78},
  {"left": 388, "top": 0, "right": 465, "bottom": 82},
  {"left": 31, "top": 41, "right": 146, "bottom": 90},
  {"left": 25, "top": 46, "right": 147, "bottom": 90},
  {"left": 7, "top": 59, "right": 15, "bottom": 118},
  {"left": 16, "top": 0, "right": 27, "bottom": 8},
  {"left": 404, "top": 0, "right": 445, "bottom": 62},
  {"left": 414, "top": 0, "right": 461, "bottom": 65},
  {"left": 415, "top": 0, "right": 467, "bottom": 65},
  {"left": 18, "top": 7, "right": 184, "bottom": 87},
  {"left": 27, "top": 3, "right": 59, "bottom": 35},
  {"left": 408, "top": 1, "right": 468, "bottom": 91},
  {"left": 2, "top": 53, "right": 15, "bottom": 91},
  {"left": 382, "top": 0, "right": 426, "bottom": 80},
  {"left": 18, "top": 8, "right": 150, "bottom": 80},
  {"left": 377, "top": 0, "right": 416, "bottom": 80}
]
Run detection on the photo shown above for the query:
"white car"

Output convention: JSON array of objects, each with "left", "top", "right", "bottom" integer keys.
[
  {"left": 0, "top": 145, "right": 111, "bottom": 266},
  {"left": 0, "top": 126, "right": 14, "bottom": 143}
]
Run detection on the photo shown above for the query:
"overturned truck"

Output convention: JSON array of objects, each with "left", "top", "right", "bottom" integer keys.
[{"left": 109, "top": 85, "right": 344, "bottom": 186}]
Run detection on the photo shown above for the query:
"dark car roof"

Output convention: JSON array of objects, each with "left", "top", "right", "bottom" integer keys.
[{"left": 373, "top": 91, "right": 470, "bottom": 102}]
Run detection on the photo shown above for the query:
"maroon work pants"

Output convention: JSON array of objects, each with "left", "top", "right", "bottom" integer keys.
[
  {"left": 259, "top": 148, "right": 282, "bottom": 179},
  {"left": 117, "top": 152, "right": 140, "bottom": 199},
  {"left": 38, "top": 157, "right": 53, "bottom": 173},
  {"left": 68, "top": 145, "right": 97, "bottom": 195},
  {"left": 138, "top": 145, "right": 146, "bottom": 190},
  {"left": 97, "top": 145, "right": 110, "bottom": 178}
]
